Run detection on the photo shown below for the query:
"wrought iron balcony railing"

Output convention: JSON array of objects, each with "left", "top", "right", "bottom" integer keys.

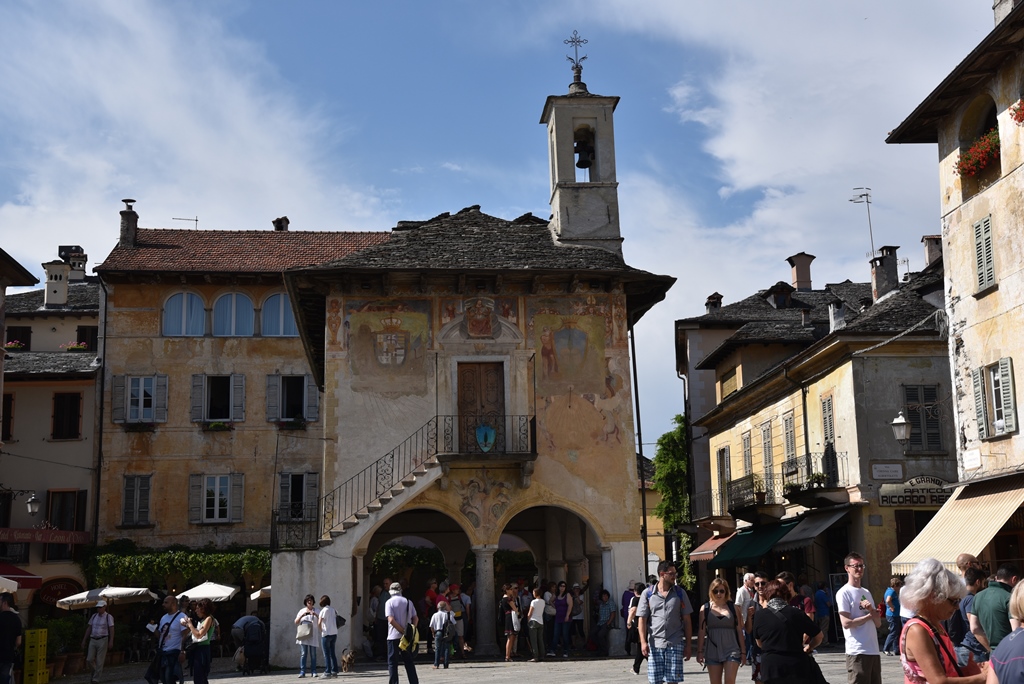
[
  {"left": 691, "top": 488, "right": 728, "bottom": 521},
  {"left": 727, "top": 473, "right": 787, "bottom": 509},
  {"left": 781, "top": 447, "right": 849, "bottom": 490}
]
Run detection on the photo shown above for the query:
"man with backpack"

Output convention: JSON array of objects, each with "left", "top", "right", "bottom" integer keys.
[{"left": 637, "top": 561, "right": 693, "bottom": 684}]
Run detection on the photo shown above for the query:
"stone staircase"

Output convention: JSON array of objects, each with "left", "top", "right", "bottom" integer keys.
[{"left": 326, "top": 455, "right": 442, "bottom": 538}]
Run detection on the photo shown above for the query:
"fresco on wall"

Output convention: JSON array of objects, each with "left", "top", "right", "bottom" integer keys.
[
  {"left": 538, "top": 356, "right": 630, "bottom": 452},
  {"left": 528, "top": 298, "right": 606, "bottom": 396},
  {"left": 345, "top": 299, "right": 430, "bottom": 394},
  {"left": 451, "top": 469, "right": 514, "bottom": 530}
]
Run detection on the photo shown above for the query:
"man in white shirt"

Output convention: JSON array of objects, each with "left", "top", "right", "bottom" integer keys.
[
  {"left": 734, "top": 573, "right": 756, "bottom": 660},
  {"left": 837, "top": 552, "right": 881, "bottom": 684},
  {"left": 81, "top": 600, "right": 114, "bottom": 684},
  {"left": 148, "top": 596, "right": 188, "bottom": 684},
  {"left": 385, "top": 582, "right": 419, "bottom": 684}
]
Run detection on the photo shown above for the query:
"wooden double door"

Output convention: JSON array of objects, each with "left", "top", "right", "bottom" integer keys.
[{"left": 457, "top": 362, "right": 505, "bottom": 453}]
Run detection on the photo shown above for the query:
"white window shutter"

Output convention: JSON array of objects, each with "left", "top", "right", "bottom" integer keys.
[
  {"left": 973, "top": 368, "right": 990, "bottom": 440},
  {"left": 111, "top": 375, "right": 125, "bottom": 423},
  {"left": 191, "top": 375, "right": 205, "bottom": 422},
  {"left": 230, "top": 473, "right": 244, "bottom": 522},
  {"left": 231, "top": 374, "right": 245, "bottom": 422},
  {"left": 266, "top": 375, "right": 280, "bottom": 422},
  {"left": 189, "top": 474, "right": 203, "bottom": 523},
  {"left": 999, "top": 357, "right": 1016, "bottom": 434},
  {"left": 305, "top": 374, "right": 319, "bottom": 422},
  {"left": 154, "top": 375, "right": 169, "bottom": 423}
]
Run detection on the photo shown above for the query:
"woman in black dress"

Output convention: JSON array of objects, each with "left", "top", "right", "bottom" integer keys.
[{"left": 751, "top": 579, "right": 822, "bottom": 684}]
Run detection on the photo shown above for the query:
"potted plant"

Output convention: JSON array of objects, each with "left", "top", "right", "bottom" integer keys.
[
  {"left": 783, "top": 481, "right": 803, "bottom": 498},
  {"left": 277, "top": 417, "right": 307, "bottom": 431},
  {"left": 202, "top": 421, "right": 234, "bottom": 432},
  {"left": 954, "top": 128, "right": 1000, "bottom": 177},
  {"left": 3, "top": 340, "right": 25, "bottom": 351},
  {"left": 1011, "top": 99, "right": 1024, "bottom": 126},
  {"left": 60, "top": 341, "right": 89, "bottom": 352},
  {"left": 807, "top": 472, "right": 829, "bottom": 488},
  {"left": 752, "top": 474, "right": 767, "bottom": 504}
]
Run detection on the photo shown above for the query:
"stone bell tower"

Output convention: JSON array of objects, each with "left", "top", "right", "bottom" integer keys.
[{"left": 540, "top": 31, "right": 623, "bottom": 257}]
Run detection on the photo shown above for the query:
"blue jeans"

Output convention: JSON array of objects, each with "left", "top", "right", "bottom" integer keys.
[
  {"left": 554, "top": 620, "right": 572, "bottom": 654},
  {"left": 0, "top": 663, "right": 11, "bottom": 684},
  {"left": 191, "top": 646, "right": 210, "bottom": 684},
  {"left": 956, "top": 644, "right": 989, "bottom": 667},
  {"left": 883, "top": 615, "right": 903, "bottom": 654},
  {"left": 299, "top": 643, "right": 318, "bottom": 675},
  {"left": 322, "top": 634, "right": 338, "bottom": 675},
  {"left": 387, "top": 639, "right": 419, "bottom": 684},
  {"left": 433, "top": 633, "right": 449, "bottom": 668},
  {"left": 159, "top": 651, "right": 182, "bottom": 684}
]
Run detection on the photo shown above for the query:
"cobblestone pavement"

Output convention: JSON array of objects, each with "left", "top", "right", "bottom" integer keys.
[{"left": 57, "top": 644, "right": 908, "bottom": 683}]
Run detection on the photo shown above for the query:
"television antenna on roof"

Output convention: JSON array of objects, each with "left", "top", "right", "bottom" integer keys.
[
  {"left": 172, "top": 216, "right": 198, "bottom": 229},
  {"left": 849, "top": 188, "right": 877, "bottom": 259}
]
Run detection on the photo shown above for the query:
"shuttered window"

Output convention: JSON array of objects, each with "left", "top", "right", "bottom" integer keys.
[
  {"left": 742, "top": 432, "right": 752, "bottom": 475},
  {"left": 112, "top": 375, "right": 169, "bottom": 423},
  {"left": 189, "top": 473, "right": 244, "bottom": 524},
  {"left": 721, "top": 367, "right": 738, "bottom": 398},
  {"left": 783, "top": 412, "right": 797, "bottom": 460},
  {"left": 279, "top": 472, "right": 319, "bottom": 521},
  {"left": 123, "top": 475, "right": 151, "bottom": 526},
  {"left": 266, "top": 374, "right": 319, "bottom": 422},
  {"left": 972, "top": 358, "right": 1017, "bottom": 439},
  {"left": 903, "top": 385, "right": 943, "bottom": 451},
  {"left": 761, "top": 423, "right": 774, "bottom": 480},
  {"left": 974, "top": 216, "right": 996, "bottom": 292},
  {"left": 821, "top": 396, "right": 835, "bottom": 445},
  {"left": 190, "top": 374, "right": 245, "bottom": 422}
]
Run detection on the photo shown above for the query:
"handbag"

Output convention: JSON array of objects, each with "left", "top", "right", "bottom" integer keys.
[
  {"left": 511, "top": 610, "right": 521, "bottom": 632},
  {"left": 296, "top": 621, "right": 313, "bottom": 640}
]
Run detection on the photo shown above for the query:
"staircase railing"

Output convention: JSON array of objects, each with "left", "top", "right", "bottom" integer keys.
[{"left": 320, "top": 417, "right": 439, "bottom": 538}]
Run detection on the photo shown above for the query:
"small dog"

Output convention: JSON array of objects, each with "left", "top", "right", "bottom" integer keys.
[{"left": 340, "top": 649, "right": 356, "bottom": 673}]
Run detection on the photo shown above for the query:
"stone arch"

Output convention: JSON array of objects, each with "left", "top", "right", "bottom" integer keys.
[{"left": 958, "top": 93, "right": 1001, "bottom": 199}]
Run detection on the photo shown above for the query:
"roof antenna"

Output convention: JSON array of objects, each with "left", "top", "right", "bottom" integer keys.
[
  {"left": 849, "top": 188, "right": 876, "bottom": 259},
  {"left": 173, "top": 216, "right": 199, "bottom": 229}
]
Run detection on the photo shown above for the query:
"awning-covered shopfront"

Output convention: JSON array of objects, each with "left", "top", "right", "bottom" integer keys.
[
  {"left": 708, "top": 521, "right": 797, "bottom": 570},
  {"left": 890, "top": 474, "right": 1024, "bottom": 575},
  {"left": 773, "top": 509, "right": 849, "bottom": 553},
  {"left": 689, "top": 533, "right": 735, "bottom": 563}
]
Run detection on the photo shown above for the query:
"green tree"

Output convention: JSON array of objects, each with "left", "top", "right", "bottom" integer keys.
[{"left": 652, "top": 414, "right": 695, "bottom": 589}]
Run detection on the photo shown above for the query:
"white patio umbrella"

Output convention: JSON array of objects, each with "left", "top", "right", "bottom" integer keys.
[
  {"left": 0, "top": 577, "right": 17, "bottom": 593},
  {"left": 250, "top": 585, "right": 271, "bottom": 601},
  {"left": 57, "top": 586, "right": 159, "bottom": 610},
  {"left": 179, "top": 581, "right": 239, "bottom": 602}
]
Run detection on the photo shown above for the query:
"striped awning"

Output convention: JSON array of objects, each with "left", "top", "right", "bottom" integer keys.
[
  {"left": 890, "top": 474, "right": 1024, "bottom": 575},
  {"left": 774, "top": 508, "right": 849, "bottom": 553}
]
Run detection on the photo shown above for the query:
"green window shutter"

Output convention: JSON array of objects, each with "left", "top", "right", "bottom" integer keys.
[
  {"left": 123, "top": 476, "right": 136, "bottom": 525},
  {"left": 137, "top": 475, "right": 150, "bottom": 525},
  {"left": 188, "top": 474, "right": 202, "bottom": 523},
  {"left": 229, "top": 473, "right": 244, "bottom": 523},
  {"left": 111, "top": 376, "right": 125, "bottom": 423},
  {"left": 975, "top": 216, "right": 995, "bottom": 290},
  {"left": 190, "top": 375, "right": 205, "bottom": 422},
  {"left": 231, "top": 374, "right": 245, "bottom": 422},
  {"left": 305, "top": 375, "right": 319, "bottom": 422},
  {"left": 999, "top": 357, "right": 1016, "bottom": 434},
  {"left": 904, "top": 385, "right": 923, "bottom": 449},
  {"left": 278, "top": 473, "right": 291, "bottom": 522},
  {"left": 304, "top": 472, "right": 319, "bottom": 521},
  {"left": 266, "top": 375, "right": 280, "bottom": 422},
  {"left": 973, "top": 368, "right": 990, "bottom": 440},
  {"left": 154, "top": 375, "right": 168, "bottom": 423},
  {"left": 783, "top": 414, "right": 796, "bottom": 460},
  {"left": 922, "top": 385, "right": 942, "bottom": 450},
  {"left": 821, "top": 396, "right": 834, "bottom": 444}
]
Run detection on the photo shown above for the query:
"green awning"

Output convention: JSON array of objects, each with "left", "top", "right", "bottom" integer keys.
[{"left": 707, "top": 521, "right": 798, "bottom": 570}]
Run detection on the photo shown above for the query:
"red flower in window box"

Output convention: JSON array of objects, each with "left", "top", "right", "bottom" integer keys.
[
  {"left": 1011, "top": 100, "right": 1024, "bottom": 126},
  {"left": 954, "top": 128, "right": 1000, "bottom": 178}
]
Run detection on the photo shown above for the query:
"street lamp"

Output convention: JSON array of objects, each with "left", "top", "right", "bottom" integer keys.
[
  {"left": 25, "top": 493, "right": 40, "bottom": 517},
  {"left": 891, "top": 411, "right": 911, "bottom": 446}
]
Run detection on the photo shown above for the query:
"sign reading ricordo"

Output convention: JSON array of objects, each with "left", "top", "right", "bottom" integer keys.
[{"left": 878, "top": 476, "right": 953, "bottom": 507}]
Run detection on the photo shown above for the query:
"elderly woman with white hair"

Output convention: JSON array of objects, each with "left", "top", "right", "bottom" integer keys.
[{"left": 900, "top": 558, "right": 987, "bottom": 684}]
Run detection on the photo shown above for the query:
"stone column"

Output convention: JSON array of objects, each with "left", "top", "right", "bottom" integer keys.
[
  {"left": 472, "top": 545, "right": 499, "bottom": 657},
  {"left": 545, "top": 509, "right": 566, "bottom": 581}
]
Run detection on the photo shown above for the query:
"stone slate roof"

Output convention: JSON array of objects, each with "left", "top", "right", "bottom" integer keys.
[
  {"left": 96, "top": 229, "right": 390, "bottom": 274},
  {"left": 690, "top": 266, "right": 942, "bottom": 372},
  {"left": 309, "top": 205, "right": 648, "bottom": 274},
  {"left": 5, "top": 281, "right": 100, "bottom": 315},
  {"left": 3, "top": 351, "right": 99, "bottom": 378}
]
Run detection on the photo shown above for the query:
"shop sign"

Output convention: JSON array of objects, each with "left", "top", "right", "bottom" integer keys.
[
  {"left": 871, "top": 463, "right": 904, "bottom": 480},
  {"left": 0, "top": 528, "right": 91, "bottom": 544},
  {"left": 878, "top": 476, "right": 952, "bottom": 507},
  {"left": 38, "top": 578, "right": 84, "bottom": 605}
]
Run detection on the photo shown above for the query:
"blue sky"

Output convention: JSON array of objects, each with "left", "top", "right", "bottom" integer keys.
[{"left": 0, "top": 0, "right": 994, "bottom": 445}]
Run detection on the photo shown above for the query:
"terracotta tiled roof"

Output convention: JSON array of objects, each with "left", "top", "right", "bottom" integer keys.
[{"left": 95, "top": 229, "right": 390, "bottom": 274}]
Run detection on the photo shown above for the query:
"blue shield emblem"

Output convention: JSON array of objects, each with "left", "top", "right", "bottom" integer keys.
[{"left": 475, "top": 422, "right": 496, "bottom": 452}]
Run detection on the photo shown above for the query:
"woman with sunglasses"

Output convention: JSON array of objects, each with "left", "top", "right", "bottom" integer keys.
[
  {"left": 745, "top": 573, "right": 770, "bottom": 684},
  {"left": 552, "top": 581, "right": 574, "bottom": 658},
  {"left": 697, "top": 579, "right": 746, "bottom": 684},
  {"left": 900, "top": 558, "right": 986, "bottom": 684}
]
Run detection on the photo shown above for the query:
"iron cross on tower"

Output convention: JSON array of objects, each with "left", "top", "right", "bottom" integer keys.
[{"left": 565, "top": 30, "right": 588, "bottom": 81}]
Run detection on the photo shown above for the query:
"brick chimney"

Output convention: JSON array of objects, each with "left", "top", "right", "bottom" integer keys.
[
  {"left": 272, "top": 216, "right": 290, "bottom": 232},
  {"left": 43, "top": 259, "right": 71, "bottom": 308},
  {"left": 786, "top": 252, "right": 815, "bottom": 291},
  {"left": 705, "top": 292, "right": 723, "bottom": 314},
  {"left": 871, "top": 245, "right": 900, "bottom": 302},
  {"left": 994, "top": 0, "right": 1021, "bottom": 24},
  {"left": 922, "top": 235, "right": 942, "bottom": 267},
  {"left": 119, "top": 199, "right": 138, "bottom": 248}
]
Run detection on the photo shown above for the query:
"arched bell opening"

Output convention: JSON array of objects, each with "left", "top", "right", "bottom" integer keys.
[{"left": 574, "top": 125, "right": 596, "bottom": 182}]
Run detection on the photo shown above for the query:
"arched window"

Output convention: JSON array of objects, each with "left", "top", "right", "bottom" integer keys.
[
  {"left": 163, "top": 292, "right": 205, "bottom": 336},
  {"left": 262, "top": 293, "right": 298, "bottom": 337},
  {"left": 958, "top": 96, "right": 1000, "bottom": 200},
  {"left": 213, "top": 293, "right": 255, "bottom": 337}
]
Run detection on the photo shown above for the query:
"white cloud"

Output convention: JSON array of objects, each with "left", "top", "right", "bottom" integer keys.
[{"left": 440, "top": 162, "right": 464, "bottom": 172}]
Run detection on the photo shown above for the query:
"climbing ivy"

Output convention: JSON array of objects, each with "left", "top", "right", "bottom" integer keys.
[{"left": 79, "top": 540, "right": 271, "bottom": 588}]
